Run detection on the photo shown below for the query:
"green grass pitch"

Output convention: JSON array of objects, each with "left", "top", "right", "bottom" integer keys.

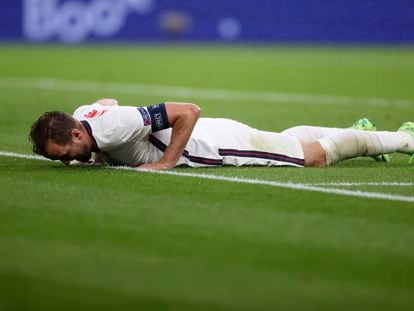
[{"left": 0, "top": 45, "right": 414, "bottom": 310}]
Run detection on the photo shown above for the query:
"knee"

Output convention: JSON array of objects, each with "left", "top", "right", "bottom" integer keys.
[{"left": 302, "top": 141, "right": 327, "bottom": 167}]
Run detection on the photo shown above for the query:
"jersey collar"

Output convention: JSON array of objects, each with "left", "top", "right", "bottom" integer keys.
[{"left": 80, "top": 120, "right": 100, "bottom": 152}]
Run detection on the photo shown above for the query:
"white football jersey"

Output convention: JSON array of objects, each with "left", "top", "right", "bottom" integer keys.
[{"left": 73, "top": 103, "right": 305, "bottom": 167}]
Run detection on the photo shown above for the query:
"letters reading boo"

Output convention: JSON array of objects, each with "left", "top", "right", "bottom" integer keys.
[{"left": 24, "top": 0, "right": 154, "bottom": 43}]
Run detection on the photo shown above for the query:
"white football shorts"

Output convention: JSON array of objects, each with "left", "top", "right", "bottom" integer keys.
[{"left": 152, "top": 118, "right": 305, "bottom": 168}]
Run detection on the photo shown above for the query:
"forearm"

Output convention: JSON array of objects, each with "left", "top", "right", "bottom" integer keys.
[
  {"left": 159, "top": 110, "right": 198, "bottom": 167},
  {"left": 138, "top": 103, "right": 201, "bottom": 170}
]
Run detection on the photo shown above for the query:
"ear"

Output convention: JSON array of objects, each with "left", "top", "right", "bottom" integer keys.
[{"left": 71, "top": 128, "right": 82, "bottom": 140}]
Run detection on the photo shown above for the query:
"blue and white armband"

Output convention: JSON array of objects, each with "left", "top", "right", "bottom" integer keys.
[{"left": 138, "top": 103, "right": 170, "bottom": 132}]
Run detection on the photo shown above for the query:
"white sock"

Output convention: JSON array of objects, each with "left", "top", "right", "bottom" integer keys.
[
  {"left": 282, "top": 126, "right": 345, "bottom": 141},
  {"left": 318, "top": 130, "right": 414, "bottom": 166}
]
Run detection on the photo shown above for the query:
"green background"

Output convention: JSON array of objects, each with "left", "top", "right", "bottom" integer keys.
[{"left": 1, "top": 45, "right": 414, "bottom": 310}]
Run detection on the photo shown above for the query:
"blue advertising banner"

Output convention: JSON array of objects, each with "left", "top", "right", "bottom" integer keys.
[{"left": 0, "top": 0, "right": 413, "bottom": 43}]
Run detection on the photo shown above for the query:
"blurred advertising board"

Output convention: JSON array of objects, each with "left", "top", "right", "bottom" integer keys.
[{"left": 1, "top": 0, "right": 413, "bottom": 43}]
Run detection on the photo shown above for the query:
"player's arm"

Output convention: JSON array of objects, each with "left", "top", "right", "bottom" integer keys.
[
  {"left": 95, "top": 99, "right": 119, "bottom": 106},
  {"left": 138, "top": 102, "right": 201, "bottom": 170}
]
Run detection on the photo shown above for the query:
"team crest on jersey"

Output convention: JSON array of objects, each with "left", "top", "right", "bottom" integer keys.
[
  {"left": 84, "top": 109, "right": 108, "bottom": 119},
  {"left": 138, "top": 107, "right": 151, "bottom": 126}
]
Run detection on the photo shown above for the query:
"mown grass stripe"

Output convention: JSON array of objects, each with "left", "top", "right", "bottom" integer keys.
[
  {"left": 0, "top": 77, "right": 412, "bottom": 107},
  {"left": 1, "top": 150, "right": 413, "bottom": 203}
]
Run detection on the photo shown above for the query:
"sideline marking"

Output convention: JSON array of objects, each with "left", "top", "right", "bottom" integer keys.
[
  {"left": 0, "top": 151, "right": 49, "bottom": 161},
  {"left": 0, "top": 77, "right": 412, "bottom": 107},
  {"left": 1, "top": 151, "right": 413, "bottom": 203},
  {"left": 308, "top": 182, "right": 414, "bottom": 187}
]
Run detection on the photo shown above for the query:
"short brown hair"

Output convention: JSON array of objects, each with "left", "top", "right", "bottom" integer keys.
[{"left": 29, "top": 111, "right": 81, "bottom": 156}]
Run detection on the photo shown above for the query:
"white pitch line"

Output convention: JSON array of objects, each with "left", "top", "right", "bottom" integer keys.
[
  {"left": 1, "top": 151, "right": 413, "bottom": 203},
  {"left": 0, "top": 151, "right": 49, "bottom": 161},
  {"left": 307, "top": 182, "right": 414, "bottom": 187},
  {"left": 0, "top": 77, "right": 412, "bottom": 107}
]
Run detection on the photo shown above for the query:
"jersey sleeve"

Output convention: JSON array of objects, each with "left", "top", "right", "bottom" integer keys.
[
  {"left": 98, "top": 104, "right": 170, "bottom": 146},
  {"left": 114, "top": 106, "right": 153, "bottom": 143}
]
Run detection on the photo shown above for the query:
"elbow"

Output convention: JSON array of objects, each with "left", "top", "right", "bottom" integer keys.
[
  {"left": 188, "top": 103, "right": 201, "bottom": 118},
  {"left": 96, "top": 99, "right": 118, "bottom": 106}
]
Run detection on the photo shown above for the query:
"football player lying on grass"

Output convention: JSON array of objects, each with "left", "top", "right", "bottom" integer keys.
[{"left": 29, "top": 99, "right": 414, "bottom": 170}]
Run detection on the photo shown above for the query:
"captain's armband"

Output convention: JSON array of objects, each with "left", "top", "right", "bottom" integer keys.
[{"left": 139, "top": 103, "right": 170, "bottom": 132}]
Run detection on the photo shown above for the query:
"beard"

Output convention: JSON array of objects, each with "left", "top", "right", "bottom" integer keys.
[
  {"left": 76, "top": 152, "right": 92, "bottom": 162},
  {"left": 75, "top": 143, "right": 92, "bottom": 162}
]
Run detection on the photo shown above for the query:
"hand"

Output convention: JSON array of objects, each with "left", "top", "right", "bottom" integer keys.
[{"left": 137, "top": 162, "right": 173, "bottom": 171}]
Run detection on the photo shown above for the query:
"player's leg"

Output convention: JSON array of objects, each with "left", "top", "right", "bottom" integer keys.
[
  {"left": 281, "top": 125, "right": 343, "bottom": 141},
  {"left": 283, "top": 118, "right": 391, "bottom": 162},
  {"left": 281, "top": 118, "right": 376, "bottom": 142},
  {"left": 301, "top": 141, "right": 327, "bottom": 167},
  {"left": 304, "top": 127, "right": 414, "bottom": 166}
]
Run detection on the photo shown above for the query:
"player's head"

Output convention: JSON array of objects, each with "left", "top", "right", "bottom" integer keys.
[{"left": 29, "top": 111, "right": 93, "bottom": 163}]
